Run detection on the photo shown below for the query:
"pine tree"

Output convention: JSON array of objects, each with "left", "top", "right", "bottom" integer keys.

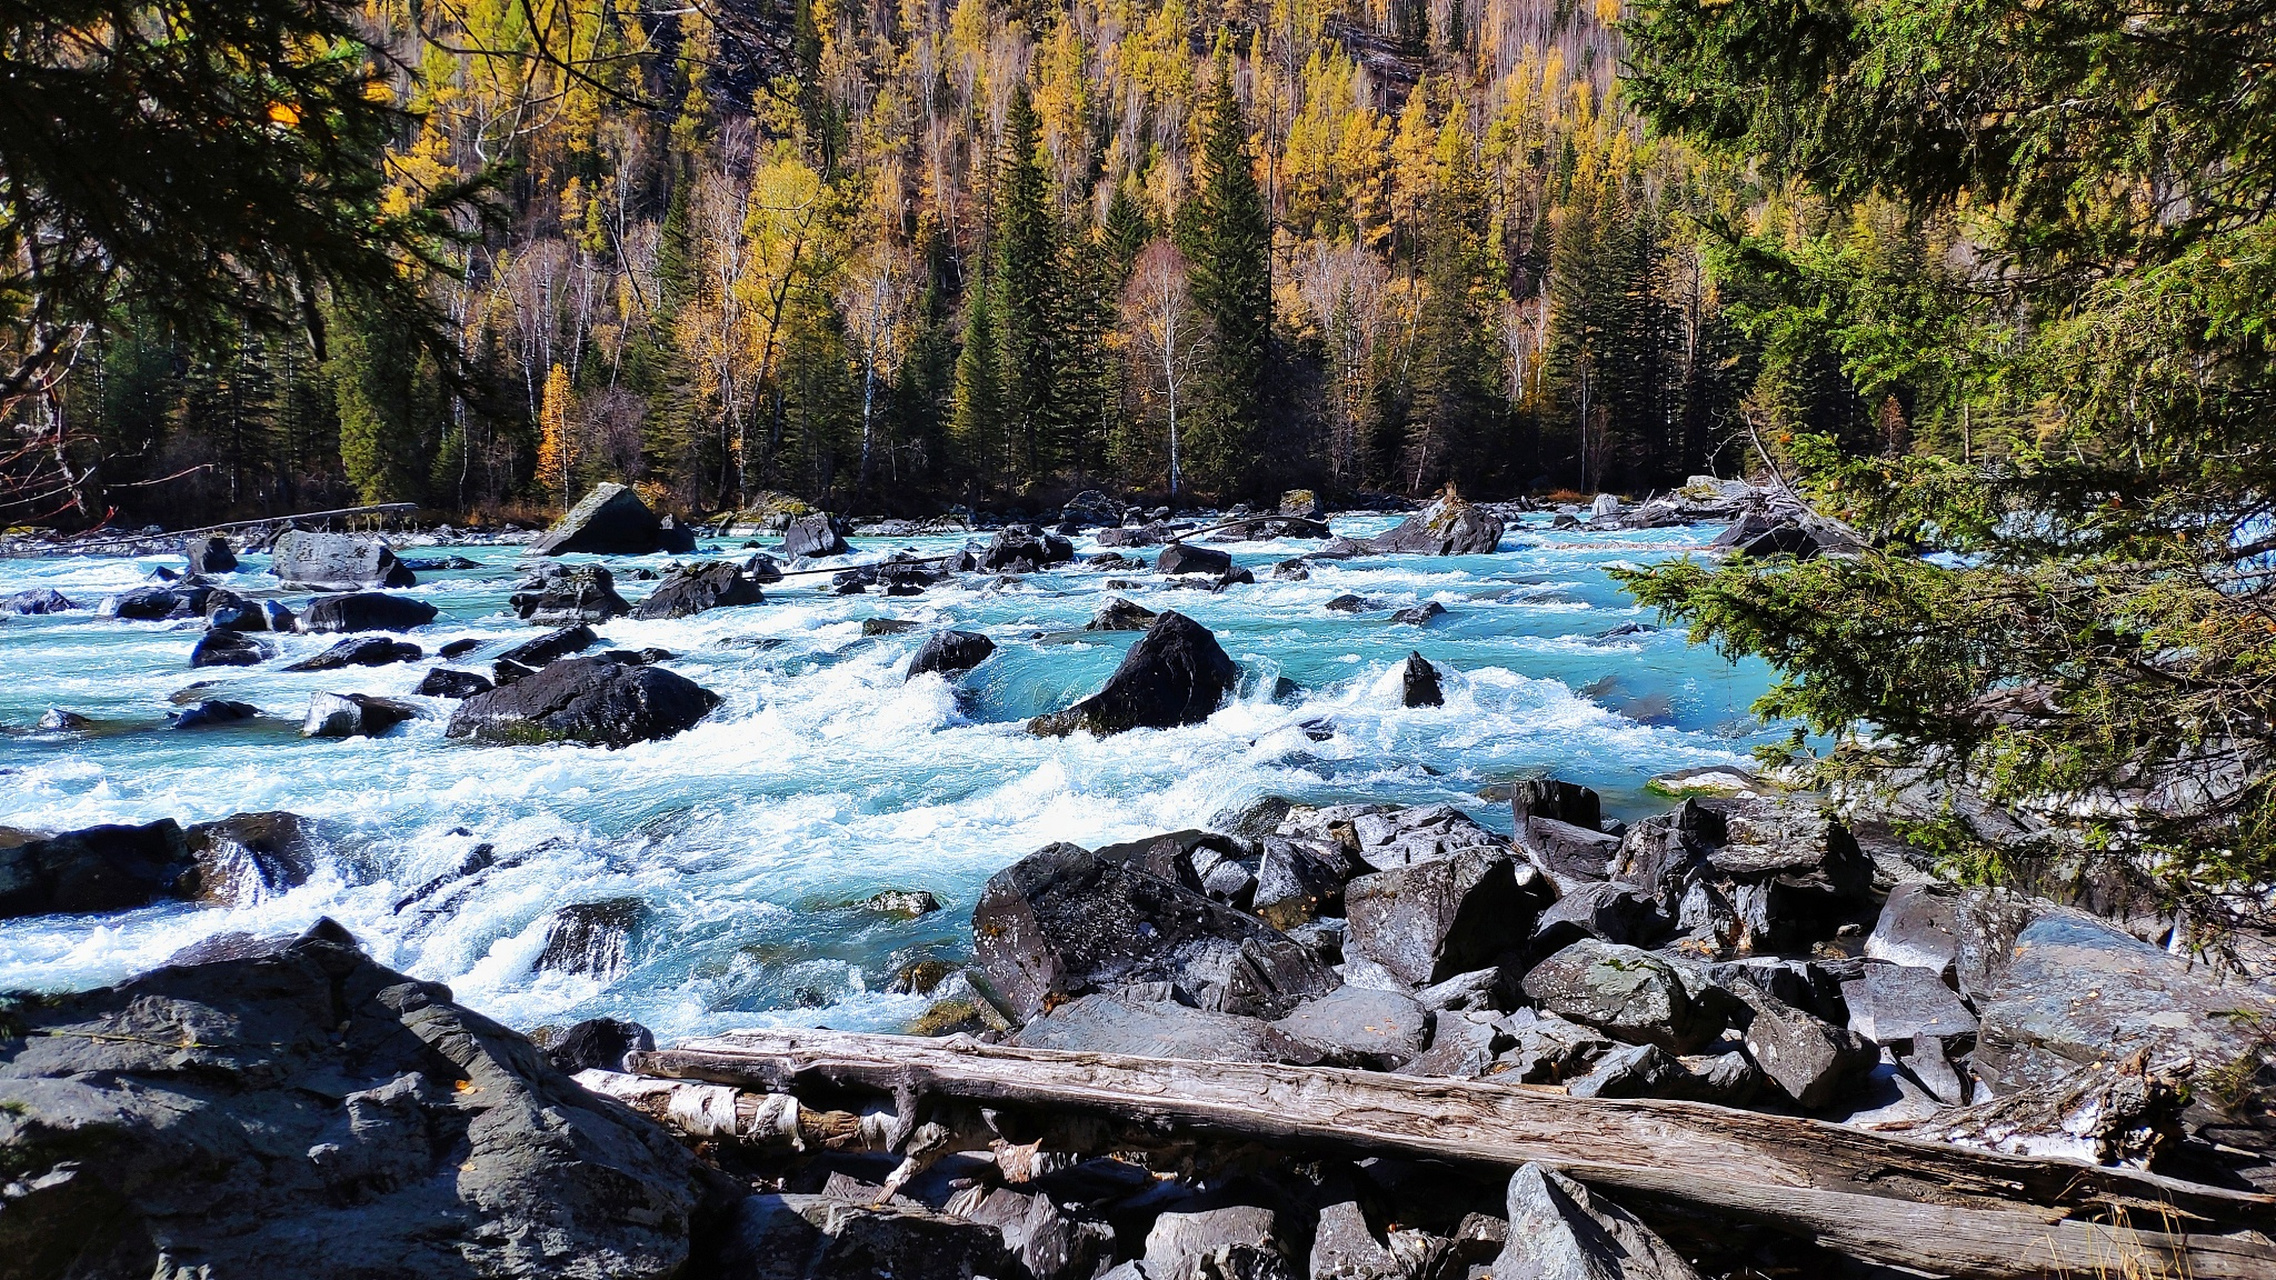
[
  {"left": 950, "top": 280, "right": 1006, "bottom": 488},
  {"left": 1184, "top": 48, "right": 1273, "bottom": 496},
  {"left": 996, "top": 84, "right": 1058, "bottom": 484}
]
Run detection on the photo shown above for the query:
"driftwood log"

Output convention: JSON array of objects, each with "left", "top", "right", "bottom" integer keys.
[{"left": 629, "top": 1028, "right": 2276, "bottom": 1280}]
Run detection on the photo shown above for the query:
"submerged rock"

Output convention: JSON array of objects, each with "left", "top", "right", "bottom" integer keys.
[
  {"left": 5, "top": 587, "right": 76, "bottom": 614},
  {"left": 283, "top": 635, "right": 422, "bottom": 672},
  {"left": 1086, "top": 596, "right": 1158, "bottom": 631},
  {"left": 173, "top": 698, "right": 258, "bottom": 729},
  {"left": 1028, "top": 611, "right": 1238, "bottom": 737},
  {"left": 536, "top": 899, "right": 646, "bottom": 977},
  {"left": 190, "top": 628, "right": 270, "bottom": 667},
  {"left": 907, "top": 630, "right": 995, "bottom": 679},
  {"left": 302, "top": 691, "right": 420, "bottom": 739},
  {"left": 1399, "top": 651, "right": 1444, "bottom": 707},
  {"left": 415, "top": 667, "right": 493, "bottom": 699},
  {"left": 971, "top": 842, "right": 1338, "bottom": 1020},
  {"left": 498, "top": 623, "right": 598, "bottom": 668},
  {"left": 444, "top": 655, "right": 720, "bottom": 748},
  {"left": 269, "top": 530, "right": 416, "bottom": 589},
  {"left": 0, "top": 922, "right": 718, "bottom": 1278},
  {"left": 297, "top": 592, "right": 438, "bottom": 633}
]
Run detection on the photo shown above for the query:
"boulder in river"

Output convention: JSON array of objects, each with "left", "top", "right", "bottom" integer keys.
[
  {"left": 1086, "top": 596, "right": 1158, "bottom": 631},
  {"left": 0, "top": 814, "right": 313, "bottom": 918},
  {"left": 498, "top": 622, "right": 598, "bottom": 668},
  {"left": 206, "top": 595, "right": 293, "bottom": 632},
  {"left": 415, "top": 667, "right": 494, "bottom": 699},
  {"left": 5, "top": 587, "right": 76, "bottom": 614},
  {"left": 1028, "top": 611, "right": 1238, "bottom": 737},
  {"left": 172, "top": 698, "right": 257, "bottom": 729},
  {"left": 444, "top": 654, "right": 720, "bottom": 748},
  {"left": 511, "top": 563, "right": 631, "bottom": 625},
  {"left": 0, "top": 921, "right": 721, "bottom": 1278},
  {"left": 185, "top": 534, "right": 237, "bottom": 575},
  {"left": 298, "top": 592, "right": 438, "bottom": 633},
  {"left": 631, "top": 561, "right": 762, "bottom": 619},
  {"left": 269, "top": 530, "right": 417, "bottom": 588},
  {"left": 985, "top": 525, "right": 1074, "bottom": 571},
  {"left": 190, "top": 628, "right": 270, "bottom": 668},
  {"left": 1156, "top": 542, "right": 1233, "bottom": 576},
  {"left": 1368, "top": 488, "right": 1504, "bottom": 556},
  {"left": 907, "top": 630, "right": 995, "bottom": 679},
  {"left": 302, "top": 691, "right": 420, "bottom": 738},
  {"left": 536, "top": 899, "right": 646, "bottom": 977},
  {"left": 283, "top": 635, "right": 422, "bottom": 672},
  {"left": 780, "top": 512, "right": 850, "bottom": 559},
  {"left": 546, "top": 1017, "right": 658, "bottom": 1074},
  {"left": 1393, "top": 600, "right": 1447, "bottom": 626},
  {"left": 532, "top": 481, "right": 675, "bottom": 555},
  {"left": 971, "top": 841, "right": 1339, "bottom": 1020},
  {"left": 101, "top": 583, "right": 211, "bottom": 619},
  {"left": 1399, "top": 651, "right": 1444, "bottom": 707}
]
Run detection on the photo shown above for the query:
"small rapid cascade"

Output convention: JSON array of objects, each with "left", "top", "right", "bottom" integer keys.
[{"left": 0, "top": 515, "right": 1779, "bottom": 1038}]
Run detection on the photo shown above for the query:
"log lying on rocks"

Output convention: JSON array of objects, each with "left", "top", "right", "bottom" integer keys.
[{"left": 628, "top": 1028, "right": 2276, "bottom": 1280}]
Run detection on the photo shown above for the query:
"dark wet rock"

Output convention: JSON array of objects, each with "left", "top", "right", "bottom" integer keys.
[
  {"left": 511, "top": 564, "right": 631, "bottom": 625},
  {"left": 1157, "top": 542, "right": 1233, "bottom": 576},
  {"left": 1343, "top": 848, "right": 1546, "bottom": 990},
  {"left": 1273, "top": 985, "right": 1430, "bottom": 1069},
  {"left": 1970, "top": 906, "right": 2276, "bottom": 1148},
  {"left": 270, "top": 530, "right": 417, "bottom": 589},
  {"left": 400, "top": 554, "right": 480, "bottom": 571},
  {"left": 1324, "top": 593, "right": 1374, "bottom": 613},
  {"left": 1399, "top": 651, "right": 1443, "bottom": 707},
  {"left": 861, "top": 617, "right": 921, "bottom": 636},
  {"left": 907, "top": 630, "right": 995, "bottom": 679},
  {"left": 439, "top": 637, "right": 481, "bottom": 659},
  {"left": 185, "top": 535, "right": 238, "bottom": 574},
  {"left": 971, "top": 842, "right": 1338, "bottom": 1020},
  {"left": 1843, "top": 962, "right": 1978, "bottom": 1045},
  {"left": 1530, "top": 882, "right": 1670, "bottom": 951},
  {"left": 1028, "top": 611, "right": 1239, "bottom": 738},
  {"left": 5, "top": 587, "right": 76, "bottom": 614},
  {"left": 1520, "top": 939, "right": 1721, "bottom": 1054},
  {"left": 0, "top": 820, "right": 194, "bottom": 918},
  {"left": 533, "top": 482, "right": 674, "bottom": 555},
  {"left": 1097, "top": 523, "right": 1170, "bottom": 548},
  {"left": 1088, "top": 596, "right": 1159, "bottom": 631},
  {"left": 302, "top": 692, "right": 420, "bottom": 739},
  {"left": 1707, "top": 512, "right": 1784, "bottom": 551},
  {"left": 1215, "top": 566, "right": 1255, "bottom": 589},
  {"left": 1272, "top": 559, "right": 1310, "bottom": 581},
  {"left": 984, "top": 525, "right": 1074, "bottom": 571},
  {"left": 780, "top": 512, "right": 851, "bottom": 559},
  {"left": 1250, "top": 837, "right": 1353, "bottom": 930},
  {"left": 1728, "top": 520, "right": 1822, "bottom": 560},
  {"left": 492, "top": 657, "right": 537, "bottom": 686},
  {"left": 1492, "top": 1163, "right": 1703, "bottom": 1280},
  {"left": 283, "top": 635, "right": 422, "bottom": 672},
  {"left": 173, "top": 699, "right": 258, "bottom": 729},
  {"left": 1009, "top": 993, "right": 1318, "bottom": 1063},
  {"left": 1510, "top": 779, "right": 1603, "bottom": 830},
  {"left": 101, "top": 583, "right": 211, "bottom": 619},
  {"left": 207, "top": 595, "right": 293, "bottom": 632},
  {"left": 0, "top": 922, "right": 719, "bottom": 1279},
  {"left": 1726, "top": 977, "right": 1879, "bottom": 1109},
  {"left": 298, "top": 592, "right": 438, "bottom": 633},
  {"left": 499, "top": 623, "right": 599, "bottom": 668},
  {"left": 183, "top": 811, "right": 316, "bottom": 906},
  {"left": 633, "top": 561, "right": 763, "bottom": 619},
  {"left": 1392, "top": 601, "right": 1445, "bottom": 626},
  {"left": 37, "top": 708, "right": 91, "bottom": 731},
  {"left": 547, "top": 1017, "right": 657, "bottom": 1073},
  {"left": 712, "top": 1191, "right": 1019, "bottom": 1280},
  {"left": 415, "top": 667, "right": 494, "bottom": 699},
  {"left": 1087, "top": 551, "right": 1148, "bottom": 571},
  {"left": 536, "top": 898, "right": 645, "bottom": 978},
  {"left": 656, "top": 514, "right": 699, "bottom": 554},
  {"left": 445, "top": 655, "right": 720, "bottom": 748},
  {"left": 190, "top": 628, "right": 270, "bottom": 667},
  {"left": 1369, "top": 491, "right": 1504, "bottom": 556}
]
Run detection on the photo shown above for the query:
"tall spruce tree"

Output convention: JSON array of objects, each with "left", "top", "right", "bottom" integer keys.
[
  {"left": 951, "top": 279, "right": 1007, "bottom": 489},
  {"left": 995, "top": 85, "right": 1058, "bottom": 484},
  {"left": 1184, "top": 47, "right": 1272, "bottom": 497}
]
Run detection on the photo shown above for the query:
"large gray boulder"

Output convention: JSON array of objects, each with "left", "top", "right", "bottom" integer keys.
[
  {"left": 297, "top": 592, "right": 438, "bottom": 633},
  {"left": 511, "top": 563, "right": 631, "bottom": 625},
  {"left": 533, "top": 482, "right": 672, "bottom": 555},
  {"left": 907, "top": 630, "right": 996, "bottom": 679},
  {"left": 302, "top": 692, "right": 420, "bottom": 739},
  {"left": 444, "top": 655, "right": 720, "bottom": 749},
  {"left": 1368, "top": 492, "right": 1504, "bottom": 556},
  {"left": 631, "top": 561, "right": 762, "bottom": 620},
  {"left": 1007, "top": 992, "right": 1317, "bottom": 1063},
  {"left": 1028, "top": 611, "right": 1239, "bottom": 738},
  {"left": 0, "top": 815, "right": 316, "bottom": 919},
  {"left": 971, "top": 842, "right": 1338, "bottom": 1020},
  {"left": 1272, "top": 985, "right": 1430, "bottom": 1069},
  {"left": 189, "top": 628, "right": 270, "bottom": 667},
  {"left": 1842, "top": 962, "right": 1979, "bottom": 1045},
  {"left": 1343, "top": 848, "right": 1547, "bottom": 990},
  {"left": 269, "top": 530, "right": 416, "bottom": 589},
  {"left": 780, "top": 512, "right": 850, "bottom": 559},
  {"left": 1399, "top": 651, "right": 1444, "bottom": 707},
  {"left": 282, "top": 635, "right": 421, "bottom": 672},
  {"left": 1726, "top": 977, "right": 1878, "bottom": 1109},
  {"left": 0, "top": 922, "right": 722, "bottom": 1279},
  {"left": 1491, "top": 1163, "right": 1702, "bottom": 1280},
  {"left": 1143, "top": 1205, "right": 1285, "bottom": 1280},
  {"left": 1156, "top": 542, "right": 1233, "bottom": 576},
  {"left": 186, "top": 535, "right": 237, "bottom": 575},
  {"left": 1520, "top": 940, "right": 1722, "bottom": 1054}
]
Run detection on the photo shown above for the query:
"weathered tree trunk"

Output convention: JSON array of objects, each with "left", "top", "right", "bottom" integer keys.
[{"left": 628, "top": 1029, "right": 2276, "bottom": 1280}]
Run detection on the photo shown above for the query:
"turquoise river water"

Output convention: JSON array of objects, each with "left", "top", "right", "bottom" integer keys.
[{"left": 0, "top": 515, "right": 1777, "bottom": 1038}]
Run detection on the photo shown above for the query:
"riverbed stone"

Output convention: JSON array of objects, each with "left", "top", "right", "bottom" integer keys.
[
  {"left": 907, "top": 629, "right": 995, "bottom": 678},
  {"left": 270, "top": 530, "right": 417, "bottom": 589},
  {"left": 1144, "top": 1205, "right": 1284, "bottom": 1280},
  {"left": 632, "top": 561, "right": 762, "bottom": 619},
  {"left": 444, "top": 655, "right": 721, "bottom": 748},
  {"left": 283, "top": 635, "right": 422, "bottom": 672},
  {"left": 714, "top": 1192, "right": 1018, "bottom": 1280},
  {"left": 0, "top": 819, "right": 195, "bottom": 918},
  {"left": 190, "top": 628, "right": 270, "bottom": 667},
  {"left": 1028, "top": 611, "right": 1239, "bottom": 737},
  {"left": 1343, "top": 848, "right": 1546, "bottom": 990},
  {"left": 1272, "top": 985, "right": 1431, "bottom": 1069},
  {"left": 101, "top": 583, "right": 211, "bottom": 619},
  {"left": 1843, "top": 962, "right": 1979, "bottom": 1045},
  {"left": 302, "top": 692, "right": 420, "bottom": 739},
  {"left": 780, "top": 512, "right": 850, "bottom": 559},
  {"left": 0, "top": 922, "right": 722, "bottom": 1279},
  {"left": 1156, "top": 542, "right": 1233, "bottom": 576},
  {"left": 546, "top": 1017, "right": 657, "bottom": 1073},
  {"left": 297, "top": 592, "right": 438, "bottom": 633},
  {"left": 415, "top": 667, "right": 494, "bottom": 698},
  {"left": 1530, "top": 881, "right": 1671, "bottom": 952},
  {"left": 971, "top": 842, "right": 1338, "bottom": 1020},
  {"left": 1520, "top": 939, "right": 1721, "bottom": 1054},
  {"left": 1368, "top": 492, "right": 1504, "bottom": 557},
  {"left": 511, "top": 564, "right": 631, "bottom": 625},
  {"left": 1087, "top": 596, "right": 1158, "bottom": 631},
  {"left": 1727, "top": 977, "right": 1879, "bottom": 1109},
  {"left": 185, "top": 535, "right": 237, "bottom": 574},
  {"left": 498, "top": 623, "right": 598, "bottom": 668},
  {"left": 173, "top": 698, "right": 258, "bottom": 729},
  {"left": 1399, "top": 651, "right": 1444, "bottom": 708},
  {"left": 1392, "top": 601, "right": 1446, "bottom": 626},
  {"left": 533, "top": 482, "right": 671, "bottom": 555},
  {"left": 1008, "top": 992, "right": 1318, "bottom": 1063},
  {"left": 5, "top": 587, "right": 76, "bottom": 614},
  {"left": 1492, "top": 1163, "right": 1702, "bottom": 1280},
  {"left": 985, "top": 525, "right": 1074, "bottom": 571}
]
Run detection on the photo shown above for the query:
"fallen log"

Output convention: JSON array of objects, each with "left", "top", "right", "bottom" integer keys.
[{"left": 629, "top": 1028, "right": 2276, "bottom": 1280}]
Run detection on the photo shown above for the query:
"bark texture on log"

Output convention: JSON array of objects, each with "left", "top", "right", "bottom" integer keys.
[{"left": 626, "top": 1029, "right": 2276, "bottom": 1280}]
